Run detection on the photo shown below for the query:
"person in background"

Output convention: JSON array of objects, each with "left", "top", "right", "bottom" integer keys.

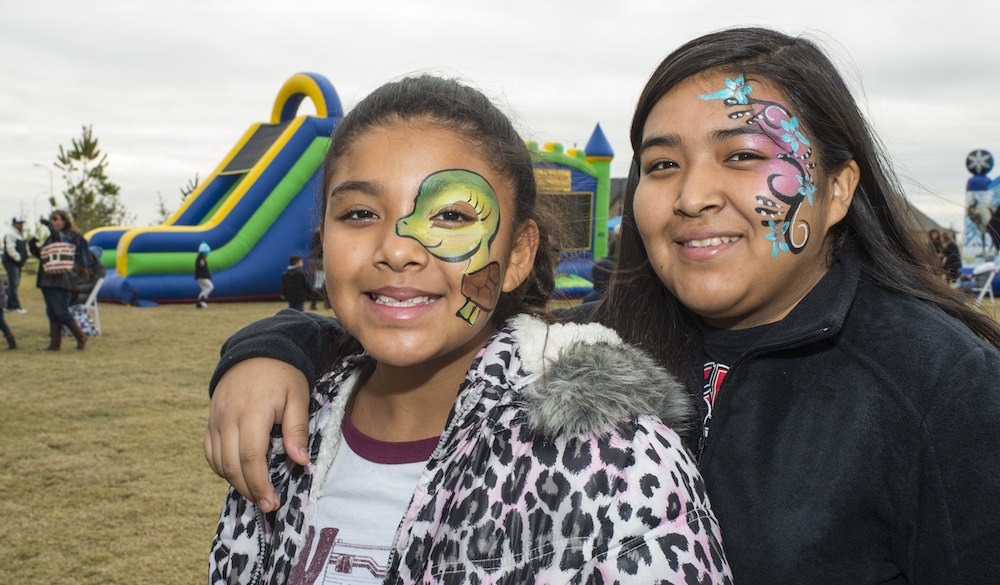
[
  {"left": 581, "top": 257, "right": 615, "bottom": 303},
  {"left": 0, "top": 273, "right": 15, "bottom": 348},
  {"left": 3, "top": 216, "right": 28, "bottom": 313},
  {"left": 74, "top": 245, "right": 106, "bottom": 305},
  {"left": 928, "top": 228, "right": 943, "bottom": 255},
  {"left": 939, "top": 231, "right": 963, "bottom": 283},
  {"left": 308, "top": 229, "right": 328, "bottom": 310},
  {"left": 33, "top": 209, "right": 89, "bottom": 351},
  {"left": 195, "top": 242, "right": 213, "bottom": 308},
  {"left": 279, "top": 254, "right": 313, "bottom": 312}
]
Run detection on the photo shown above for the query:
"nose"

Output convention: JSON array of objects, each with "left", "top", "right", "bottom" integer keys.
[
  {"left": 673, "top": 159, "right": 726, "bottom": 217},
  {"left": 374, "top": 222, "right": 429, "bottom": 272}
]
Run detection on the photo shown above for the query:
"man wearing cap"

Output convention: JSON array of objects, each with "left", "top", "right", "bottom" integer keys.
[{"left": 2, "top": 216, "right": 28, "bottom": 313}]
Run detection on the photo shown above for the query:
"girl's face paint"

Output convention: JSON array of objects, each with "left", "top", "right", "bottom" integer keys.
[
  {"left": 322, "top": 121, "right": 525, "bottom": 369},
  {"left": 396, "top": 169, "right": 502, "bottom": 325},
  {"left": 633, "top": 72, "right": 846, "bottom": 329},
  {"left": 699, "top": 77, "right": 818, "bottom": 255}
]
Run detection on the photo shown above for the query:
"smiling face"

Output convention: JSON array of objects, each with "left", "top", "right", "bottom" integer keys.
[
  {"left": 323, "top": 120, "right": 533, "bottom": 367},
  {"left": 633, "top": 72, "right": 855, "bottom": 329}
]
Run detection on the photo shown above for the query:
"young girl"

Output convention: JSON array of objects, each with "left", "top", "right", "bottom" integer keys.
[
  {"left": 207, "top": 76, "right": 731, "bottom": 585},
  {"left": 195, "top": 241, "right": 213, "bottom": 308},
  {"left": 206, "top": 31, "right": 1000, "bottom": 583}
]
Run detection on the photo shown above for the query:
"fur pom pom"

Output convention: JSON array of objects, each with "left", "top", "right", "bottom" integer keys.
[{"left": 510, "top": 316, "right": 693, "bottom": 437}]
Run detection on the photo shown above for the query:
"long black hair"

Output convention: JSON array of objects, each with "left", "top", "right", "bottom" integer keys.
[{"left": 596, "top": 27, "right": 1000, "bottom": 375}]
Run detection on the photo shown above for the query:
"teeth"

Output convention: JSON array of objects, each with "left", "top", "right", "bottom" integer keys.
[
  {"left": 371, "top": 294, "right": 436, "bottom": 307},
  {"left": 685, "top": 236, "right": 741, "bottom": 248}
]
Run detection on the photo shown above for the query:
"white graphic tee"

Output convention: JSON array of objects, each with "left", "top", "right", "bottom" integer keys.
[{"left": 289, "top": 408, "right": 438, "bottom": 585}]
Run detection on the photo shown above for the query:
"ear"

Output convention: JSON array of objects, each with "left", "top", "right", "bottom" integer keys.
[
  {"left": 824, "top": 159, "right": 860, "bottom": 229},
  {"left": 502, "top": 220, "right": 540, "bottom": 292}
]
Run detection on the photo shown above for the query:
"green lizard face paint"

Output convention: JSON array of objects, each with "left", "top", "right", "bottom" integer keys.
[{"left": 396, "top": 169, "right": 502, "bottom": 325}]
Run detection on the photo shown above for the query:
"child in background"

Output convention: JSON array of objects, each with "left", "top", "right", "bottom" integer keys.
[
  {"left": 195, "top": 241, "right": 213, "bottom": 308},
  {"left": 206, "top": 76, "right": 730, "bottom": 585},
  {"left": 280, "top": 254, "right": 313, "bottom": 312}
]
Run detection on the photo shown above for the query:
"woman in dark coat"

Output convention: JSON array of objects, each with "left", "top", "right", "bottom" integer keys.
[{"left": 33, "top": 209, "right": 89, "bottom": 350}]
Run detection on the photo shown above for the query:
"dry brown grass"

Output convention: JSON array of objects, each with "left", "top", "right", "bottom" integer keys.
[{"left": 0, "top": 282, "right": 326, "bottom": 585}]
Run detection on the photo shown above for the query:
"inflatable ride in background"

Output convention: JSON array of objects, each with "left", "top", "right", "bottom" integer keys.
[
  {"left": 87, "top": 73, "right": 341, "bottom": 304},
  {"left": 963, "top": 148, "right": 1000, "bottom": 292},
  {"left": 965, "top": 149, "right": 1000, "bottom": 257},
  {"left": 85, "top": 72, "right": 615, "bottom": 303},
  {"left": 530, "top": 125, "right": 614, "bottom": 298}
]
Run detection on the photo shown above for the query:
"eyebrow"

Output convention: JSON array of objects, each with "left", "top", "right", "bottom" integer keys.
[
  {"left": 639, "top": 124, "right": 772, "bottom": 156},
  {"left": 638, "top": 134, "right": 680, "bottom": 157},
  {"left": 327, "top": 180, "right": 384, "bottom": 202},
  {"left": 711, "top": 126, "right": 767, "bottom": 142}
]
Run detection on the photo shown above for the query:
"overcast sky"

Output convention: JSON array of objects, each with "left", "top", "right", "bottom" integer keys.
[{"left": 2, "top": 0, "right": 997, "bottom": 237}]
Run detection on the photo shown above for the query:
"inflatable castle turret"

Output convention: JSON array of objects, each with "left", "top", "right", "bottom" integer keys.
[{"left": 528, "top": 124, "right": 614, "bottom": 297}]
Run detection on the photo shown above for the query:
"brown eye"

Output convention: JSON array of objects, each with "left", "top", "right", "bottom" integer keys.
[
  {"left": 432, "top": 210, "right": 473, "bottom": 223},
  {"left": 646, "top": 160, "right": 679, "bottom": 174},
  {"left": 338, "top": 208, "right": 377, "bottom": 221},
  {"left": 726, "top": 151, "right": 764, "bottom": 162}
]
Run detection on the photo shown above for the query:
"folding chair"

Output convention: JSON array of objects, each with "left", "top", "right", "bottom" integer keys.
[
  {"left": 970, "top": 269, "right": 997, "bottom": 307},
  {"left": 84, "top": 277, "right": 105, "bottom": 334}
]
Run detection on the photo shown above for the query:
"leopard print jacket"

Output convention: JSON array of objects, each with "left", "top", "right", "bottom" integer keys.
[{"left": 210, "top": 315, "right": 733, "bottom": 584}]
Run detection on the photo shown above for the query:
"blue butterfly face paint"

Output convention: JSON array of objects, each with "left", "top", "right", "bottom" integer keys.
[
  {"left": 700, "top": 76, "right": 817, "bottom": 255},
  {"left": 632, "top": 71, "right": 848, "bottom": 329}
]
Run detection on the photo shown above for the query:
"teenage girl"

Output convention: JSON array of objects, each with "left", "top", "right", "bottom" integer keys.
[
  {"left": 206, "top": 76, "right": 731, "bottom": 584},
  {"left": 206, "top": 30, "right": 1000, "bottom": 583}
]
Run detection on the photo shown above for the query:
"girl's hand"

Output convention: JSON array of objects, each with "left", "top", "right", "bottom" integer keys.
[{"left": 204, "top": 358, "right": 311, "bottom": 512}]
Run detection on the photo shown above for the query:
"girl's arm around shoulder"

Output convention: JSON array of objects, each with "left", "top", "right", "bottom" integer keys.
[
  {"left": 209, "top": 309, "right": 343, "bottom": 397},
  {"left": 206, "top": 310, "right": 341, "bottom": 512}
]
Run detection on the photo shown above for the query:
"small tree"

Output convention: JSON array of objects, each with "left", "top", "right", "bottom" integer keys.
[
  {"left": 53, "top": 125, "right": 131, "bottom": 232},
  {"left": 153, "top": 192, "right": 173, "bottom": 225},
  {"left": 180, "top": 173, "right": 199, "bottom": 201},
  {"left": 151, "top": 174, "right": 199, "bottom": 225}
]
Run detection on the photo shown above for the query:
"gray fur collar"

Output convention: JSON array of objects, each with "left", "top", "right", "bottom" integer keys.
[{"left": 508, "top": 315, "right": 693, "bottom": 438}]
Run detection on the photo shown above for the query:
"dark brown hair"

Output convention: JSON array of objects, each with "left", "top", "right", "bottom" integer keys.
[
  {"left": 317, "top": 75, "right": 557, "bottom": 361},
  {"left": 50, "top": 209, "right": 77, "bottom": 232},
  {"left": 595, "top": 27, "right": 1000, "bottom": 375}
]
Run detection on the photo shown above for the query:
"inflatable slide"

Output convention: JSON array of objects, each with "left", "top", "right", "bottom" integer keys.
[{"left": 87, "top": 73, "right": 341, "bottom": 303}]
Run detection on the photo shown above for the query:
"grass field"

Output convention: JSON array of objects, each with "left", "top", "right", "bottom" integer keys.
[
  {"left": 2, "top": 276, "right": 997, "bottom": 584},
  {"left": 0, "top": 281, "right": 323, "bottom": 584}
]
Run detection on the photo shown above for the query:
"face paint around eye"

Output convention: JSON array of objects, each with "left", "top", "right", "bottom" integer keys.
[
  {"left": 395, "top": 169, "right": 503, "bottom": 326},
  {"left": 701, "top": 78, "right": 816, "bottom": 255}
]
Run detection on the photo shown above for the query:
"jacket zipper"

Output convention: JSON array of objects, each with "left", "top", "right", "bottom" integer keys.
[
  {"left": 697, "top": 327, "right": 829, "bottom": 463},
  {"left": 249, "top": 504, "right": 270, "bottom": 584},
  {"left": 383, "top": 385, "right": 486, "bottom": 582}
]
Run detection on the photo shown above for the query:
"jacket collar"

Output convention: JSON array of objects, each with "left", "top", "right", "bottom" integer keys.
[{"left": 741, "top": 252, "right": 861, "bottom": 357}]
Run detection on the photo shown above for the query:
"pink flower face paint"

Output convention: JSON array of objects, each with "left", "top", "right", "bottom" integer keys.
[{"left": 700, "top": 76, "right": 817, "bottom": 256}]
